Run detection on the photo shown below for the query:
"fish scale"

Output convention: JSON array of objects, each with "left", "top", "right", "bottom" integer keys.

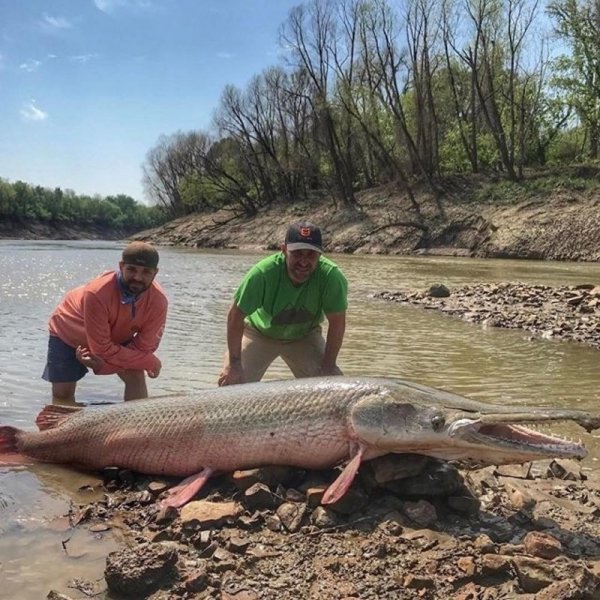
[
  {"left": 12, "top": 378, "right": 374, "bottom": 476},
  {"left": 2, "top": 376, "right": 597, "bottom": 507}
]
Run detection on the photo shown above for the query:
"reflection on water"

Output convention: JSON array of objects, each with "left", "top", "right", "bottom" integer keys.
[{"left": 1, "top": 240, "right": 600, "bottom": 597}]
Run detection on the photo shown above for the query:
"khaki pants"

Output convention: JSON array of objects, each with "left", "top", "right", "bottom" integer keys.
[{"left": 227, "top": 326, "right": 326, "bottom": 382}]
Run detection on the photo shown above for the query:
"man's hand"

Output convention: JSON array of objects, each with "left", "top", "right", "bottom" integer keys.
[
  {"left": 147, "top": 358, "right": 162, "bottom": 379},
  {"left": 218, "top": 362, "right": 244, "bottom": 387},
  {"left": 76, "top": 346, "right": 103, "bottom": 373}
]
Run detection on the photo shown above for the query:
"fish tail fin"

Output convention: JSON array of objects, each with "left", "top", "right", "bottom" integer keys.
[
  {"left": 36, "top": 405, "right": 82, "bottom": 431},
  {"left": 0, "top": 426, "right": 35, "bottom": 466},
  {"left": 0, "top": 426, "right": 21, "bottom": 454}
]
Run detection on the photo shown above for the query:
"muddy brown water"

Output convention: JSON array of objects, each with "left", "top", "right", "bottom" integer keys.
[{"left": 1, "top": 240, "right": 599, "bottom": 598}]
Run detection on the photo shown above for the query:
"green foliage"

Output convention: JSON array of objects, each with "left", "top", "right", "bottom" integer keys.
[
  {"left": 0, "top": 178, "right": 166, "bottom": 232},
  {"left": 547, "top": 0, "right": 600, "bottom": 158},
  {"left": 470, "top": 180, "right": 529, "bottom": 205},
  {"left": 440, "top": 129, "right": 500, "bottom": 172},
  {"left": 546, "top": 127, "right": 588, "bottom": 163},
  {"left": 466, "top": 168, "right": 599, "bottom": 206}
]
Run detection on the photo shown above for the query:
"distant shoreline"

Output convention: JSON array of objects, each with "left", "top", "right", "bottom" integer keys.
[
  {"left": 0, "top": 220, "right": 134, "bottom": 241},
  {"left": 6, "top": 177, "right": 600, "bottom": 262}
]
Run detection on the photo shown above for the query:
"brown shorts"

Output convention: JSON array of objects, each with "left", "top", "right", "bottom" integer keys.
[{"left": 225, "top": 326, "right": 326, "bottom": 382}]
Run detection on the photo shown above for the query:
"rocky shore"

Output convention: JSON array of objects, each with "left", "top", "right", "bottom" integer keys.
[
  {"left": 375, "top": 282, "right": 600, "bottom": 351},
  {"left": 47, "top": 454, "right": 600, "bottom": 600}
]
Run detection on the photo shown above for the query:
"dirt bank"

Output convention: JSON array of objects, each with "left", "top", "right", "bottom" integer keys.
[
  {"left": 50, "top": 455, "right": 600, "bottom": 599},
  {"left": 134, "top": 179, "right": 600, "bottom": 262}
]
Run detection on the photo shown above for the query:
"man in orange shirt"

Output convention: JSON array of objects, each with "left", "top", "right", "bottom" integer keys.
[{"left": 42, "top": 241, "right": 168, "bottom": 403}]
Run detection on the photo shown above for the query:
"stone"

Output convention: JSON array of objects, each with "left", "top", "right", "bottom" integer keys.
[
  {"left": 457, "top": 556, "right": 477, "bottom": 577},
  {"left": 532, "top": 579, "right": 580, "bottom": 600},
  {"left": 147, "top": 481, "right": 169, "bottom": 495},
  {"left": 231, "top": 466, "right": 303, "bottom": 491},
  {"left": 386, "top": 461, "right": 462, "bottom": 496},
  {"left": 474, "top": 534, "right": 496, "bottom": 554},
  {"left": 305, "top": 485, "right": 327, "bottom": 508},
  {"left": 327, "top": 485, "right": 369, "bottom": 515},
  {"left": 448, "top": 495, "right": 481, "bottom": 515},
  {"left": 228, "top": 535, "right": 251, "bottom": 554},
  {"left": 47, "top": 593, "right": 75, "bottom": 600},
  {"left": 180, "top": 500, "right": 242, "bottom": 527},
  {"left": 221, "top": 590, "right": 259, "bottom": 600},
  {"left": 244, "top": 483, "right": 278, "bottom": 510},
  {"left": 105, "top": 542, "right": 178, "bottom": 598},
  {"left": 276, "top": 502, "right": 306, "bottom": 532},
  {"left": 428, "top": 283, "right": 450, "bottom": 298},
  {"left": 523, "top": 531, "right": 562, "bottom": 559},
  {"left": 512, "top": 556, "right": 555, "bottom": 593},
  {"left": 495, "top": 464, "right": 532, "bottom": 479},
  {"left": 363, "top": 454, "right": 429, "bottom": 485},
  {"left": 183, "top": 566, "right": 208, "bottom": 593},
  {"left": 403, "top": 574, "right": 435, "bottom": 589},
  {"left": 481, "top": 554, "right": 511, "bottom": 576},
  {"left": 452, "top": 582, "right": 480, "bottom": 600},
  {"left": 402, "top": 499, "right": 438, "bottom": 527},
  {"left": 311, "top": 506, "right": 339, "bottom": 528}
]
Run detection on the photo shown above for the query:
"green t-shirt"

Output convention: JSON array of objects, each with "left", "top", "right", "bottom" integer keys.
[{"left": 234, "top": 252, "right": 348, "bottom": 340}]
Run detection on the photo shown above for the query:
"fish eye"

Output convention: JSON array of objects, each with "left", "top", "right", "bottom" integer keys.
[{"left": 431, "top": 415, "right": 445, "bottom": 432}]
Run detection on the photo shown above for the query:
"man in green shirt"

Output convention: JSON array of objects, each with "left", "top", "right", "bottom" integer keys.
[{"left": 218, "top": 221, "right": 348, "bottom": 386}]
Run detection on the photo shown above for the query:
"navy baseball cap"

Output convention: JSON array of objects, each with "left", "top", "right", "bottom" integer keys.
[{"left": 285, "top": 222, "right": 323, "bottom": 253}]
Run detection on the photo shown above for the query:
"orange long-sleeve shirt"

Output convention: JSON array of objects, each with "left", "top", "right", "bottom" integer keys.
[{"left": 48, "top": 271, "right": 168, "bottom": 375}]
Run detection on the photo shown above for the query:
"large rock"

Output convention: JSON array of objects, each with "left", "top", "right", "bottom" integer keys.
[{"left": 105, "top": 542, "right": 178, "bottom": 598}]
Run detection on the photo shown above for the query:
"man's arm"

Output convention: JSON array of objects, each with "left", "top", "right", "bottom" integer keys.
[
  {"left": 83, "top": 291, "right": 161, "bottom": 375},
  {"left": 320, "top": 311, "right": 346, "bottom": 376},
  {"left": 217, "top": 303, "right": 247, "bottom": 386}
]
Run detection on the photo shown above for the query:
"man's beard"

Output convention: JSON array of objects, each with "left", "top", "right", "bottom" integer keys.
[{"left": 122, "top": 280, "right": 147, "bottom": 295}]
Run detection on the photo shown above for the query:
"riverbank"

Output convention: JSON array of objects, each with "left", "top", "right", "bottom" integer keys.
[
  {"left": 375, "top": 282, "right": 600, "bottom": 352},
  {"left": 133, "top": 171, "right": 600, "bottom": 262},
  {"left": 49, "top": 455, "right": 600, "bottom": 599},
  {"left": 0, "top": 219, "right": 137, "bottom": 240},
  {"left": 3, "top": 171, "right": 600, "bottom": 262}
]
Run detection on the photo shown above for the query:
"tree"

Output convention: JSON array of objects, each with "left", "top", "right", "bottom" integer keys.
[
  {"left": 548, "top": 0, "right": 600, "bottom": 158},
  {"left": 280, "top": 0, "right": 357, "bottom": 206},
  {"left": 142, "top": 131, "right": 210, "bottom": 217}
]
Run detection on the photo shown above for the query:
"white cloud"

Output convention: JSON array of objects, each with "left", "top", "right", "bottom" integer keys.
[
  {"left": 19, "top": 59, "right": 42, "bottom": 72},
  {"left": 42, "top": 14, "right": 72, "bottom": 29},
  {"left": 0, "top": 53, "right": 5, "bottom": 70},
  {"left": 93, "top": 0, "right": 153, "bottom": 14},
  {"left": 20, "top": 100, "right": 48, "bottom": 122},
  {"left": 217, "top": 52, "right": 233, "bottom": 60},
  {"left": 69, "top": 53, "right": 99, "bottom": 63}
]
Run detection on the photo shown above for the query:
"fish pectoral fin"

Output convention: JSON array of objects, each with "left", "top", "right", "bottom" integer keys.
[
  {"left": 36, "top": 405, "right": 81, "bottom": 431},
  {"left": 0, "top": 454, "right": 33, "bottom": 466},
  {"left": 322, "top": 443, "right": 366, "bottom": 505},
  {"left": 159, "top": 467, "right": 215, "bottom": 509}
]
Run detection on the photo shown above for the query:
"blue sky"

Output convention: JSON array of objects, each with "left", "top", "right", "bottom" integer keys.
[{"left": 0, "top": 0, "right": 300, "bottom": 202}]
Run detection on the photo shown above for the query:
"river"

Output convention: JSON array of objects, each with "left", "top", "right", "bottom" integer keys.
[{"left": 1, "top": 240, "right": 599, "bottom": 598}]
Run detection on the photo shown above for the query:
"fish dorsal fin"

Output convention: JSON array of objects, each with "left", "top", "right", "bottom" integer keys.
[{"left": 36, "top": 405, "right": 82, "bottom": 431}]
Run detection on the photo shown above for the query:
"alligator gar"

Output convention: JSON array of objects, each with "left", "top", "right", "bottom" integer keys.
[{"left": 1, "top": 377, "right": 598, "bottom": 508}]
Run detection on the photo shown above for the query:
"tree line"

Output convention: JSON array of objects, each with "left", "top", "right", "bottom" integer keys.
[
  {"left": 143, "top": 0, "right": 600, "bottom": 218},
  {"left": 0, "top": 178, "right": 165, "bottom": 231}
]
